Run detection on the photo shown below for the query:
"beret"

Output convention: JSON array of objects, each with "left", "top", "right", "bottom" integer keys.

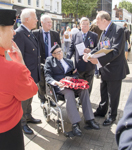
[
  {"left": 0, "top": 9, "right": 16, "bottom": 26},
  {"left": 50, "top": 44, "right": 60, "bottom": 53}
]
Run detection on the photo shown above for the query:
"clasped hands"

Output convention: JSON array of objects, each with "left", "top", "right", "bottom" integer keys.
[{"left": 83, "top": 48, "right": 98, "bottom": 64}]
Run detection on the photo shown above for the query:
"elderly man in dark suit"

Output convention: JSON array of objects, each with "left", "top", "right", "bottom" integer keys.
[
  {"left": 44, "top": 44, "right": 100, "bottom": 137},
  {"left": 116, "top": 89, "right": 132, "bottom": 150},
  {"left": 83, "top": 11, "right": 129, "bottom": 126},
  {"left": 14, "top": 8, "right": 41, "bottom": 134},
  {"left": 67, "top": 17, "right": 98, "bottom": 95},
  {"left": 33, "top": 14, "right": 61, "bottom": 107}
]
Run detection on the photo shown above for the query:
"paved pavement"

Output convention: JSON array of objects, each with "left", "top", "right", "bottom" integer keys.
[{"left": 24, "top": 51, "right": 132, "bottom": 150}]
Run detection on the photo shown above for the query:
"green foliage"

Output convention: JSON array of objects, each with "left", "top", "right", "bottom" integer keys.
[
  {"left": 119, "top": 0, "right": 132, "bottom": 13},
  {"left": 62, "top": 0, "right": 98, "bottom": 18}
]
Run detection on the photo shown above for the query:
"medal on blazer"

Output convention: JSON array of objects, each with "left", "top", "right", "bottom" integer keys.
[
  {"left": 88, "top": 37, "right": 94, "bottom": 47},
  {"left": 100, "top": 40, "right": 110, "bottom": 48},
  {"left": 54, "top": 42, "right": 58, "bottom": 45}
]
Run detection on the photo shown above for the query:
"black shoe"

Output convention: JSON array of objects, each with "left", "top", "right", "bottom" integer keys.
[
  {"left": 72, "top": 123, "right": 82, "bottom": 137},
  {"left": 103, "top": 117, "right": 116, "bottom": 126},
  {"left": 50, "top": 101, "right": 56, "bottom": 107},
  {"left": 94, "top": 111, "right": 105, "bottom": 117},
  {"left": 86, "top": 120, "right": 100, "bottom": 130},
  {"left": 27, "top": 117, "right": 41, "bottom": 124},
  {"left": 22, "top": 124, "right": 33, "bottom": 134}
]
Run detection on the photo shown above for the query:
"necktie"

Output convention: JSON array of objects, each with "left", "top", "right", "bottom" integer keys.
[
  {"left": 83, "top": 33, "right": 86, "bottom": 42},
  {"left": 44, "top": 32, "right": 49, "bottom": 58},
  {"left": 30, "top": 31, "right": 35, "bottom": 39},
  {"left": 59, "top": 61, "right": 65, "bottom": 73},
  {"left": 101, "top": 30, "right": 106, "bottom": 41}
]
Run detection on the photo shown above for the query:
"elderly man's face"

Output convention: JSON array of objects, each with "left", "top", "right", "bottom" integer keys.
[
  {"left": 52, "top": 47, "right": 63, "bottom": 60},
  {"left": 96, "top": 15, "right": 106, "bottom": 30},
  {"left": 41, "top": 18, "right": 52, "bottom": 32},
  {"left": 80, "top": 20, "right": 89, "bottom": 33},
  {"left": 27, "top": 12, "right": 38, "bottom": 30}
]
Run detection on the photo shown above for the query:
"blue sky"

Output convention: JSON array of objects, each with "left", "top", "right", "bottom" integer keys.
[{"left": 112, "top": 0, "right": 132, "bottom": 8}]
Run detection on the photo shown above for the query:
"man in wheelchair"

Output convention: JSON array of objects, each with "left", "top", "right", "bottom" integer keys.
[{"left": 44, "top": 44, "right": 100, "bottom": 137}]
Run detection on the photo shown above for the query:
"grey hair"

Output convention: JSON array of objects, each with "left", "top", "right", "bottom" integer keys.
[
  {"left": 97, "top": 11, "right": 111, "bottom": 21},
  {"left": 20, "top": 8, "right": 36, "bottom": 23},
  {"left": 40, "top": 14, "right": 51, "bottom": 23},
  {"left": 73, "top": 24, "right": 76, "bottom": 28},
  {"left": 80, "top": 17, "right": 89, "bottom": 24}
]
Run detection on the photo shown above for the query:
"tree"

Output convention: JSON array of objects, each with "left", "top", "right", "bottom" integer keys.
[
  {"left": 62, "top": 0, "right": 98, "bottom": 22},
  {"left": 119, "top": 0, "right": 132, "bottom": 13}
]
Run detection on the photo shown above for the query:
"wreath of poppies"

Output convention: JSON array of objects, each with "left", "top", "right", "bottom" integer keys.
[{"left": 59, "top": 78, "right": 89, "bottom": 89}]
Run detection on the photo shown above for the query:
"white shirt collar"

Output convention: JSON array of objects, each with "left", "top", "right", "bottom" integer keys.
[{"left": 21, "top": 24, "right": 31, "bottom": 32}]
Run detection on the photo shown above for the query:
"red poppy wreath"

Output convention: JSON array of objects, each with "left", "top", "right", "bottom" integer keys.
[{"left": 59, "top": 78, "right": 89, "bottom": 89}]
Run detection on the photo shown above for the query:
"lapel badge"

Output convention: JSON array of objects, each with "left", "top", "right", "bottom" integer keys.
[{"left": 28, "top": 35, "right": 30, "bottom": 37}]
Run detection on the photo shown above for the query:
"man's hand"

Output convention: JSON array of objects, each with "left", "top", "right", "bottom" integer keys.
[
  {"left": 84, "top": 48, "right": 91, "bottom": 53},
  {"left": 83, "top": 53, "right": 89, "bottom": 62},
  {"left": 55, "top": 81, "right": 64, "bottom": 88},
  {"left": 89, "top": 58, "right": 98, "bottom": 64},
  {"left": 65, "top": 76, "right": 72, "bottom": 81},
  {"left": 7, "top": 41, "right": 25, "bottom": 65}
]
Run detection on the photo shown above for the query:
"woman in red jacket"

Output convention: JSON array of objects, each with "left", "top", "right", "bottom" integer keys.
[{"left": 0, "top": 9, "right": 38, "bottom": 150}]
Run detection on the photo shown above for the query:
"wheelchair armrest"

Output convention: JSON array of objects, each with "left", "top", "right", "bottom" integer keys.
[{"left": 46, "top": 83, "right": 65, "bottom": 101}]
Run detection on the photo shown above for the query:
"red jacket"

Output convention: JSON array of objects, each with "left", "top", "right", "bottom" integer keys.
[{"left": 0, "top": 47, "right": 38, "bottom": 133}]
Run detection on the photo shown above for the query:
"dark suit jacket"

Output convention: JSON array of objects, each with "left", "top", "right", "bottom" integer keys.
[
  {"left": 33, "top": 29, "right": 61, "bottom": 64},
  {"left": 91, "top": 23, "right": 129, "bottom": 81},
  {"left": 116, "top": 89, "right": 132, "bottom": 150},
  {"left": 44, "top": 56, "right": 78, "bottom": 92},
  {"left": 67, "top": 31, "right": 98, "bottom": 73},
  {"left": 13, "top": 25, "right": 40, "bottom": 83},
  {"left": 124, "top": 27, "right": 130, "bottom": 44}
]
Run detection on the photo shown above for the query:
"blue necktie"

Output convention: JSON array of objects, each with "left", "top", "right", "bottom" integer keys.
[
  {"left": 44, "top": 32, "right": 48, "bottom": 58},
  {"left": 83, "top": 33, "right": 86, "bottom": 42}
]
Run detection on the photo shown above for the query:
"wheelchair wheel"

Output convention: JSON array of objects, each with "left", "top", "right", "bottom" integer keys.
[{"left": 43, "top": 103, "right": 50, "bottom": 122}]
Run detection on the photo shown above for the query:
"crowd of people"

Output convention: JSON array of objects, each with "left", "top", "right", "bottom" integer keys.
[{"left": 0, "top": 7, "right": 131, "bottom": 150}]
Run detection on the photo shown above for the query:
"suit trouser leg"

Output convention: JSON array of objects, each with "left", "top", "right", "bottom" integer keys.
[
  {"left": 96, "top": 79, "right": 122, "bottom": 118},
  {"left": 107, "top": 80, "right": 122, "bottom": 118},
  {"left": 21, "top": 97, "right": 33, "bottom": 126},
  {"left": 60, "top": 88, "right": 81, "bottom": 124},
  {"left": 96, "top": 79, "right": 109, "bottom": 115},
  {"left": 79, "top": 70, "right": 95, "bottom": 95},
  {"left": 60, "top": 88, "right": 94, "bottom": 124},
  {"left": 38, "top": 66, "right": 46, "bottom": 102},
  {"left": 75, "top": 89, "right": 94, "bottom": 121}
]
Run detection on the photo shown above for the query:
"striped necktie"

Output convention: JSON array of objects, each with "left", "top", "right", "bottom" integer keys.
[{"left": 44, "top": 32, "right": 49, "bottom": 58}]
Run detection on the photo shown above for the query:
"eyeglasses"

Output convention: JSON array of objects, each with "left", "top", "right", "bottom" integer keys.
[{"left": 53, "top": 50, "right": 62, "bottom": 55}]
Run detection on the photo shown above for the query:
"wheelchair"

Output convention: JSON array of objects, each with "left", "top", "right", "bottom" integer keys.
[{"left": 41, "top": 78, "right": 80, "bottom": 137}]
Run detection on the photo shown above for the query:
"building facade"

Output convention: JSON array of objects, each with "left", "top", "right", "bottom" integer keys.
[{"left": 0, "top": 0, "right": 62, "bottom": 31}]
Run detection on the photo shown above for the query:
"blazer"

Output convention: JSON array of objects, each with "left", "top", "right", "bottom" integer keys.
[
  {"left": 44, "top": 56, "right": 78, "bottom": 92},
  {"left": 116, "top": 89, "right": 132, "bottom": 150},
  {"left": 91, "top": 23, "right": 129, "bottom": 81},
  {"left": 67, "top": 31, "right": 98, "bottom": 73},
  {"left": 13, "top": 25, "right": 40, "bottom": 83},
  {"left": 33, "top": 29, "right": 61, "bottom": 64}
]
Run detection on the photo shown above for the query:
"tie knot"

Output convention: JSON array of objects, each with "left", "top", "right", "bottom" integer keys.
[{"left": 45, "top": 32, "right": 48, "bottom": 35}]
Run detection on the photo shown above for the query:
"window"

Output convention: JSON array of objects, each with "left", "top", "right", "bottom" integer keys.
[
  {"left": 50, "top": 0, "right": 52, "bottom": 11},
  {"left": 36, "top": 0, "right": 39, "bottom": 7},
  {"left": 28, "top": 0, "right": 31, "bottom": 5},
  {"left": 57, "top": 2, "right": 59, "bottom": 13}
]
